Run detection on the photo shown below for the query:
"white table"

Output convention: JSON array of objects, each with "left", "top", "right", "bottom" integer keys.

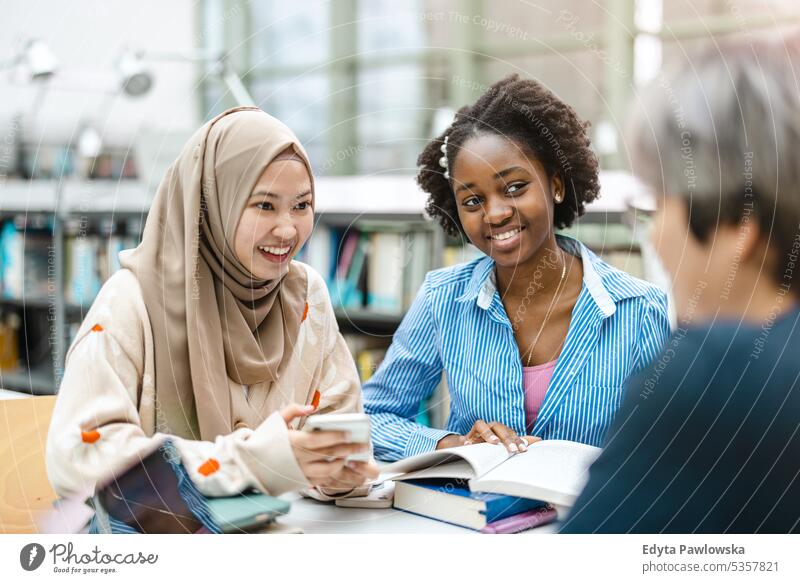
[
  {"left": 277, "top": 493, "right": 559, "bottom": 534},
  {"left": 0, "top": 388, "right": 30, "bottom": 399}
]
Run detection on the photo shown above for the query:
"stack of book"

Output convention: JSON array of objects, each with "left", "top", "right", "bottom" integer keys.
[{"left": 381, "top": 440, "right": 601, "bottom": 532}]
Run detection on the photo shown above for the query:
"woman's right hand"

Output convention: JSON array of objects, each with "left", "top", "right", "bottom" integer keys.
[
  {"left": 280, "top": 404, "right": 369, "bottom": 487},
  {"left": 436, "top": 419, "right": 540, "bottom": 453}
]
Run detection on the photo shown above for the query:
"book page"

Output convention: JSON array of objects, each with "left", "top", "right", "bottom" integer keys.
[
  {"left": 471, "top": 440, "right": 601, "bottom": 507},
  {"left": 379, "top": 442, "right": 512, "bottom": 481},
  {"left": 388, "top": 460, "right": 475, "bottom": 482}
]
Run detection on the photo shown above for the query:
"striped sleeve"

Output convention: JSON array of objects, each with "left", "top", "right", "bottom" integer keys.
[
  {"left": 633, "top": 289, "right": 671, "bottom": 374},
  {"left": 363, "top": 276, "right": 454, "bottom": 461}
]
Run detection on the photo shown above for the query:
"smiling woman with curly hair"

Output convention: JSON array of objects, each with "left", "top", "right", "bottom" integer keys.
[
  {"left": 420, "top": 74, "right": 601, "bottom": 236},
  {"left": 364, "top": 74, "right": 672, "bottom": 461}
]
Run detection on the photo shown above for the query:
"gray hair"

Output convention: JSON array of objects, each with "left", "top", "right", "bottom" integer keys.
[{"left": 630, "top": 33, "right": 800, "bottom": 293}]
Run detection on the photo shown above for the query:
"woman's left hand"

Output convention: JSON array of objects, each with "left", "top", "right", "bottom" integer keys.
[{"left": 317, "top": 459, "right": 380, "bottom": 495}]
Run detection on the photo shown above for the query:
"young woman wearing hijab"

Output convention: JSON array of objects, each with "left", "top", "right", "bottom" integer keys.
[{"left": 46, "top": 107, "right": 378, "bottom": 504}]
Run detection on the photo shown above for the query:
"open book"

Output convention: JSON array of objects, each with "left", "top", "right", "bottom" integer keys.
[{"left": 380, "top": 440, "right": 601, "bottom": 508}]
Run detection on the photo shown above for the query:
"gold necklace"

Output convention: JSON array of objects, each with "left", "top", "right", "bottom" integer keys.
[{"left": 521, "top": 250, "right": 569, "bottom": 366}]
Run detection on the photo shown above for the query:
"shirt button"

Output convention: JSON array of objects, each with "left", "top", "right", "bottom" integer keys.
[{"left": 234, "top": 421, "right": 249, "bottom": 430}]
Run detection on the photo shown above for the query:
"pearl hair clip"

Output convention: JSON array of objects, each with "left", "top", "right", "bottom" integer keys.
[{"left": 439, "top": 135, "right": 450, "bottom": 179}]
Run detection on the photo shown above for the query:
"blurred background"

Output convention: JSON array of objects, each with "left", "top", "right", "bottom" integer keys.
[{"left": 0, "top": 0, "right": 798, "bottom": 422}]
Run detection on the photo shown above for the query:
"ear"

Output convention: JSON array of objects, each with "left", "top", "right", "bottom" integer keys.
[
  {"left": 737, "top": 215, "right": 765, "bottom": 263},
  {"left": 713, "top": 215, "right": 763, "bottom": 266},
  {"left": 551, "top": 173, "right": 565, "bottom": 204}
]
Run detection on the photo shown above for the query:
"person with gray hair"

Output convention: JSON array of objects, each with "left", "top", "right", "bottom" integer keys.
[{"left": 561, "top": 35, "right": 800, "bottom": 533}]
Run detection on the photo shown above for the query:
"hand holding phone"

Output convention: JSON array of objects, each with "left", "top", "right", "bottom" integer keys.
[
  {"left": 280, "top": 405, "right": 369, "bottom": 487},
  {"left": 303, "top": 413, "right": 371, "bottom": 462}
]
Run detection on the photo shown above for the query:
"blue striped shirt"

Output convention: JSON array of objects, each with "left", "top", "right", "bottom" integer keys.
[{"left": 363, "top": 235, "right": 671, "bottom": 461}]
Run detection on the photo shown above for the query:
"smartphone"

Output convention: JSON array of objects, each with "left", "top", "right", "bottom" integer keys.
[{"left": 303, "top": 413, "right": 371, "bottom": 462}]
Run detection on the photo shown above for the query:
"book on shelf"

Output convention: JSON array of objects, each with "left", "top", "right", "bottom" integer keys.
[
  {"left": 63, "top": 218, "right": 139, "bottom": 307},
  {"left": 0, "top": 216, "right": 139, "bottom": 308},
  {"left": 441, "top": 244, "right": 485, "bottom": 268},
  {"left": 381, "top": 440, "right": 601, "bottom": 512},
  {"left": 0, "top": 219, "right": 52, "bottom": 301},
  {"left": 15, "top": 141, "right": 138, "bottom": 180},
  {"left": 303, "top": 222, "right": 333, "bottom": 282},
  {"left": 0, "top": 221, "right": 23, "bottom": 299},
  {"left": 0, "top": 313, "right": 55, "bottom": 391},
  {"left": 299, "top": 222, "right": 434, "bottom": 316},
  {"left": 342, "top": 334, "right": 390, "bottom": 383},
  {"left": 0, "top": 312, "right": 20, "bottom": 370},
  {"left": 356, "top": 348, "right": 387, "bottom": 383},
  {"left": 331, "top": 230, "right": 368, "bottom": 309},
  {"left": 65, "top": 236, "right": 102, "bottom": 306},
  {"left": 393, "top": 478, "right": 546, "bottom": 530}
]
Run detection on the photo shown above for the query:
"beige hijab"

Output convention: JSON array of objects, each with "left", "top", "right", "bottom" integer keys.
[{"left": 120, "top": 107, "right": 311, "bottom": 441}]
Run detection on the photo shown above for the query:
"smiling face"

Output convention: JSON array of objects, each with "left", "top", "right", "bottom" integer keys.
[
  {"left": 450, "top": 133, "right": 563, "bottom": 269},
  {"left": 234, "top": 157, "right": 313, "bottom": 280}
]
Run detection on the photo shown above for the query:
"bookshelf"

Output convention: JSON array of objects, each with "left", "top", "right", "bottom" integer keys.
[
  {"left": 0, "top": 172, "right": 664, "bottom": 433},
  {"left": 0, "top": 176, "right": 446, "bottom": 395}
]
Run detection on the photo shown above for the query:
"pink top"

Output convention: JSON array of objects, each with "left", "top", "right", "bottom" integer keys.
[{"left": 522, "top": 359, "right": 557, "bottom": 433}]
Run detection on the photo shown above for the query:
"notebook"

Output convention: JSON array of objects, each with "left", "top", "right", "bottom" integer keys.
[
  {"left": 381, "top": 440, "right": 601, "bottom": 508},
  {"left": 393, "top": 478, "right": 545, "bottom": 530},
  {"left": 205, "top": 491, "right": 290, "bottom": 533}
]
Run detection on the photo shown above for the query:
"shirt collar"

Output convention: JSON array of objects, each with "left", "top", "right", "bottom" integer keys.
[{"left": 456, "top": 234, "right": 618, "bottom": 318}]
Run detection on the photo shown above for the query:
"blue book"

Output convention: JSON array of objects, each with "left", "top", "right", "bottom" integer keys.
[{"left": 393, "top": 478, "right": 545, "bottom": 530}]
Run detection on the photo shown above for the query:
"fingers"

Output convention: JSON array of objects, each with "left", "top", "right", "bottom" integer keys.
[
  {"left": 523, "top": 435, "right": 542, "bottom": 445},
  {"left": 318, "top": 460, "right": 380, "bottom": 490},
  {"left": 466, "top": 420, "right": 535, "bottom": 453},
  {"left": 320, "top": 465, "right": 369, "bottom": 490},
  {"left": 452, "top": 435, "right": 470, "bottom": 447},
  {"left": 344, "top": 460, "right": 380, "bottom": 480},
  {"left": 304, "top": 459, "right": 376, "bottom": 488},
  {"left": 280, "top": 403, "right": 316, "bottom": 425},
  {"left": 464, "top": 425, "right": 480, "bottom": 444},
  {"left": 490, "top": 423, "right": 524, "bottom": 453},
  {"left": 304, "top": 459, "right": 348, "bottom": 485},
  {"left": 469, "top": 420, "right": 500, "bottom": 445},
  {"left": 295, "top": 429, "right": 351, "bottom": 450},
  {"left": 307, "top": 442, "right": 369, "bottom": 460},
  {"left": 436, "top": 434, "right": 471, "bottom": 450}
]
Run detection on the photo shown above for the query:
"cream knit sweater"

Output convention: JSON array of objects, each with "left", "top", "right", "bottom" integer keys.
[{"left": 46, "top": 262, "right": 364, "bottom": 500}]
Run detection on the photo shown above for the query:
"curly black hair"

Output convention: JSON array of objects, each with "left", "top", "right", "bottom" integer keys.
[{"left": 417, "top": 74, "right": 600, "bottom": 237}]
